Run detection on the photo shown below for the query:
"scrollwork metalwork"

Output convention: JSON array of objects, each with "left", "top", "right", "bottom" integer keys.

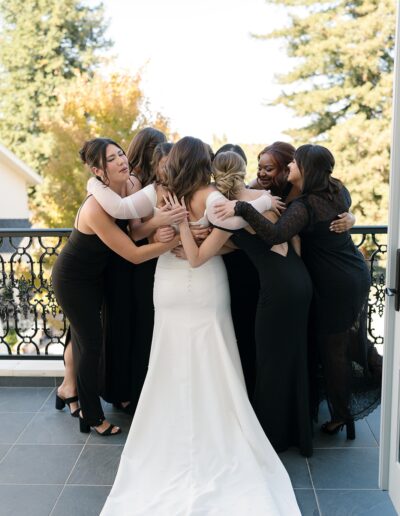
[
  {"left": 0, "top": 226, "right": 388, "bottom": 360},
  {"left": 0, "top": 229, "right": 71, "bottom": 359}
]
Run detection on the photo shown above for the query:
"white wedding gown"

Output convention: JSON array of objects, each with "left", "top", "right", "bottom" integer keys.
[{"left": 100, "top": 250, "right": 300, "bottom": 515}]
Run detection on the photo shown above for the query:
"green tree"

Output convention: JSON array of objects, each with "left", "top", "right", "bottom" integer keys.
[
  {"left": 32, "top": 72, "right": 170, "bottom": 228},
  {"left": 260, "top": 0, "right": 395, "bottom": 223},
  {"left": 0, "top": 0, "right": 111, "bottom": 171}
]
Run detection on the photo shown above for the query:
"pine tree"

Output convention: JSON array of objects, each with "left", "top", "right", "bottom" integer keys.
[
  {"left": 260, "top": 0, "right": 395, "bottom": 222},
  {"left": 0, "top": 0, "right": 111, "bottom": 171}
]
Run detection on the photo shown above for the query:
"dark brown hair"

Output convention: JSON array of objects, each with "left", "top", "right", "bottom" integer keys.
[
  {"left": 127, "top": 128, "right": 166, "bottom": 186},
  {"left": 79, "top": 138, "right": 125, "bottom": 186},
  {"left": 166, "top": 136, "right": 212, "bottom": 207},
  {"left": 215, "top": 143, "right": 247, "bottom": 164},
  {"left": 257, "top": 141, "right": 295, "bottom": 196},
  {"left": 295, "top": 144, "right": 342, "bottom": 198}
]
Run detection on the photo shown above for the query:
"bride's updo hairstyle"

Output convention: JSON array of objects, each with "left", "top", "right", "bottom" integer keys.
[
  {"left": 127, "top": 127, "right": 166, "bottom": 187},
  {"left": 166, "top": 136, "right": 212, "bottom": 207},
  {"left": 212, "top": 151, "right": 246, "bottom": 200},
  {"left": 79, "top": 137, "right": 125, "bottom": 186},
  {"left": 295, "top": 144, "right": 342, "bottom": 199}
]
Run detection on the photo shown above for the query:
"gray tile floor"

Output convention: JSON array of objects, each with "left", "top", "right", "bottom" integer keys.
[{"left": 0, "top": 377, "right": 397, "bottom": 516}]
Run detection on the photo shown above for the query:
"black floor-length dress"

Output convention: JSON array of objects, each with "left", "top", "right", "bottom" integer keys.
[
  {"left": 130, "top": 241, "right": 157, "bottom": 410},
  {"left": 222, "top": 250, "right": 259, "bottom": 396},
  {"left": 234, "top": 187, "right": 382, "bottom": 424},
  {"left": 52, "top": 219, "right": 111, "bottom": 426},
  {"left": 99, "top": 220, "right": 136, "bottom": 404},
  {"left": 231, "top": 230, "right": 314, "bottom": 456}
]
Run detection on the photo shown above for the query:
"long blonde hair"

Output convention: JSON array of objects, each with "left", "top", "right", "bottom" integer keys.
[{"left": 212, "top": 151, "right": 246, "bottom": 199}]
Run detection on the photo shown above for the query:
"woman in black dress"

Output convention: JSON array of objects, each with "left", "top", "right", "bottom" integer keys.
[
  {"left": 214, "top": 144, "right": 259, "bottom": 395},
  {"left": 52, "top": 138, "right": 183, "bottom": 435},
  {"left": 215, "top": 144, "right": 381, "bottom": 439},
  {"left": 126, "top": 137, "right": 174, "bottom": 412},
  {"left": 171, "top": 150, "right": 314, "bottom": 456},
  {"left": 99, "top": 129, "right": 169, "bottom": 413}
]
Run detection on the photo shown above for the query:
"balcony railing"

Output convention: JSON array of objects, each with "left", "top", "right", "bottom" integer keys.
[{"left": 0, "top": 226, "right": 388, "bottom": 360}]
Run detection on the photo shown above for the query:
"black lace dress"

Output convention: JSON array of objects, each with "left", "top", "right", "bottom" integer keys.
[
  {"left": 234, "top": 187, "right": 382, "bottom": 423},
  {"left": 230, "top": 230, "right": 313, "bottom": 456}
]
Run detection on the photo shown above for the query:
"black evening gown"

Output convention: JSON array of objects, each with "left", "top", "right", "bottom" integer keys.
[
  {"left": 222, "top": 250, "right": 258, "bottom": 395},
  {"left": 100, "top": 233, "right": 156, "bottom": 414},
  {"left": 234, "top": 187, "right": 382, "bottom": 423},
  {"left": 130, "top": 239, "right": 157, "bottom": 410},
  {"left": 99, "top": 219, "right": 135, "bottom": 404},
  {"left": 52, "top": 225, "right": 111, "bottom": 426},
  {"left": 231, "top": 230, "right": 313, "bottom": 456}
]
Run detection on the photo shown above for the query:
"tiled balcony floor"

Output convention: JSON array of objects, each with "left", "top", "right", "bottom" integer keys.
[{"left": 0, "top": 377, "right": 397, "bottom": 516}]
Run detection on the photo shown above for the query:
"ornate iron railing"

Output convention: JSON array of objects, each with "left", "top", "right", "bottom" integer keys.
[
  {"left": 0, "top": 226, "right": 388, "bottom": 360},
  {"left": 0, "top": 229, "right": 71, "bottom": 359}
]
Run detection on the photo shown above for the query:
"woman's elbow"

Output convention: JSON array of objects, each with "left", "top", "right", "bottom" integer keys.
[
  {"left": 188, "top": 258, "right": 202, "bottom": 268},
  {"left": 130, "top": 254, "right": 144, "bottom": 265}
]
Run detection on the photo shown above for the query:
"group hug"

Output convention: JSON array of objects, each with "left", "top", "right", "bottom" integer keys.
[{"left": 51, "top": 128, "right": 382, "bottom": 515}]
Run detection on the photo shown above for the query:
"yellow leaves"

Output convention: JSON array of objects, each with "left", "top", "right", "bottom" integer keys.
[{"left": 33, "top": 71, "right": 170, "bottom": 228}]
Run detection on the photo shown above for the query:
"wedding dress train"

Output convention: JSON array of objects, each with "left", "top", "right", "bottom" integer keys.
[{"left": 100, "top": 250, "right": 300, "bottom": 515}]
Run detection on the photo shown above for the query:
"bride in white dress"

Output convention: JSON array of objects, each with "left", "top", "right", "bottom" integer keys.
[{"left": 88, "top": 136, "right": 301, "bottom": 515}]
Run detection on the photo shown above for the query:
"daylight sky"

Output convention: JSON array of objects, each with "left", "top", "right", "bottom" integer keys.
[{"left": 102, "top": 0, "right": 299, "bottom": 144}]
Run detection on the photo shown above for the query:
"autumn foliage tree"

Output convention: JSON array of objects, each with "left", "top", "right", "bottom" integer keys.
[
  {"left": 32, "top": 73, "right": 170, "bottom": 227},
  {"left": 261, "top": 0, "right": 395, "bottom": 223}
]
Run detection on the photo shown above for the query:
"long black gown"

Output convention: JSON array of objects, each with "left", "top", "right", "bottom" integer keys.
[
  {"left": 234, "top": 187, "right": 382, "bottom": 423},
  {"left": 230, "top": 230, "right": 313, "bottom": 456},
  {"left": 100, "top": 220, "right": 135, "bottom": 404},
  {"left": 52, "top": 220, "right": 111, "bottom": 426},
  {"left": 100, "top": 232, "right": 156, "bottom": 414},
  {"left": 130, "top": 240, "right": 157, "bottom": 409},
  {"left": 222, "top": 251, "right": 259, "bottom": 395}
]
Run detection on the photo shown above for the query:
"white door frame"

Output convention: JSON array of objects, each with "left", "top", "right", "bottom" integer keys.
[{"left": 379, "top": 3, "right": 400, "bottom": 509}]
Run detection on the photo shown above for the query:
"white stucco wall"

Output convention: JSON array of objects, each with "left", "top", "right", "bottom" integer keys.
[{"left": 0, "top": 165, "right": 31, "bottom": 219}]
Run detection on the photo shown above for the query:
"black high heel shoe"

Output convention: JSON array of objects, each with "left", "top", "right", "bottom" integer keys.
[
  {"left": 321, "top": 419, "right": 355, "bottom": 440},
  {"left": 55, "top": 393, "right": 80, "bottom": 417},
  {"left": 79, "top": 415, "right": 122, "bottom": 436}
]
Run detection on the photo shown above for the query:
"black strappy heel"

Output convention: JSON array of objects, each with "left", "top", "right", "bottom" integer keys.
[
  {"left": 55, "top": 393, "right": 80, "bottom": 418},
  {"left": 321, "top": 419, "right": 356, "bottom": 440},
  {"left": 79, "top": 415, "right": 122, "bottom": 436}
]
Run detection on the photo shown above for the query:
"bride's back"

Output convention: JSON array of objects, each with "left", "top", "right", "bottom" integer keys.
[{"left": 187, "top": 185, "right": 216, "bottom": 222}]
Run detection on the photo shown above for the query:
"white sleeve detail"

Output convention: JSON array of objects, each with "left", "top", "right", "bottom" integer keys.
[
  {"left": 87, "top": 178, "right": 156, "bottom": 219},
  {"left": 206, "top": 190, "right": 272, "bottom": 230}
]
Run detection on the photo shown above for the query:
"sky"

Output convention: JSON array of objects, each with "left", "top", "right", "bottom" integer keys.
[{"left": 101, "top": 0, "right": 299, "bottom": 144}]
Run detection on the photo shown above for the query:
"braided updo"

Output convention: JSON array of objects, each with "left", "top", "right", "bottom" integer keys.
[{"left": 212, "top": 151, "right": 246, "bottom": 199}]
